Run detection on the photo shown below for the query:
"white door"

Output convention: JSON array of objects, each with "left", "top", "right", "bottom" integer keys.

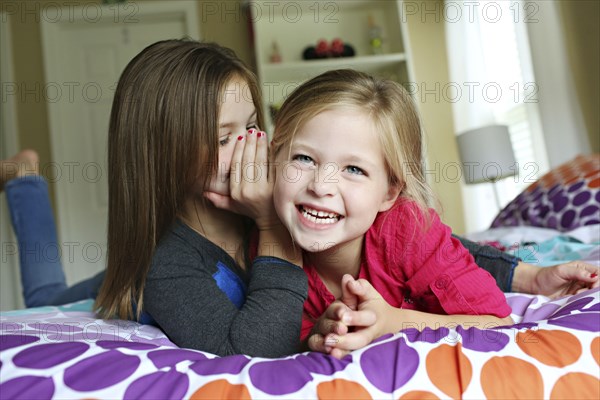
[{"left": 41, "top": 2, "right": 199, "bottom": 284}]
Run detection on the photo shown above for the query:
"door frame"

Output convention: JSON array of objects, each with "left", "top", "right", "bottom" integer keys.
[
  {"left": 1, "top": 11, "right": 23, "bottom": 310},
  {"left": 39, "top": 1, "right": 199, "bottom": 278}
]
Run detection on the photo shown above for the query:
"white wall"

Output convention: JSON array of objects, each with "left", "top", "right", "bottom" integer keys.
[{"left": 526, "top": 1, "right": 590, "bottom": 168}]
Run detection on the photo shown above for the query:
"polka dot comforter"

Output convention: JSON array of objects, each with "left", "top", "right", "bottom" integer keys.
[
  {"left": 1, "top": 290, "right": 598, "bottom": 399},
  {"left": 2, "top": 225, "right": 600, "bottom": 399}
]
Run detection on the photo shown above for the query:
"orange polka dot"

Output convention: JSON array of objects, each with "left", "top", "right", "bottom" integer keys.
[
  {"left": 584, "top": 170, "right": 599, "bottom": 179},
  {"left": 316, "top": 379, "right": 371, "bottom": 400},
  {"left": 480, "top": 356, "right": 543, "bottom": 399},
  {"left": 550, "top": 372, "right": 600, "bottom": 399},
  {"left": 516, "top": 329, "right": 582, "bottom": 367},
  {"left": 189, "top": 379, "right": 251, "bottom": 400},
  {"left": 540, "top": 174, "right": 559, "bottom": 188},
  {"left": 588, "top": 177, "right": 600, "bottom": 188},
  {"left": 399, "top": 391, "right": 439, "bottom": 399},
  {"left": 426, "top": 344, "right": 472, "bottom": 399},
  {"left": 592, "top": 337, "right": 600, "bottom": 366}
]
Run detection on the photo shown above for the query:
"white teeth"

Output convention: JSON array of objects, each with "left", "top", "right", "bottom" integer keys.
[{"left": 300, "top": 206, "right": 340, "bottom": 224}]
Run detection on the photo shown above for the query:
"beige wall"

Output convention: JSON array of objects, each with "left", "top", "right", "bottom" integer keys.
[
  {"left": 559, "top": 0, "right": 600, "bottom": 153},
  {"left": 2, "top": 0, "right": 595, "bottom": 232},
  {"left": 1, "top": 0, "right": 251, "bottom": 213},
  {"left": 404, "top": 3, "right": 465, "bottom": 233}
]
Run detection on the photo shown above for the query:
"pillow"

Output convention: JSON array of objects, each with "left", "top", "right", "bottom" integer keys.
[{"left": 491, "top": 154, "right": 600, "bottom": 231}]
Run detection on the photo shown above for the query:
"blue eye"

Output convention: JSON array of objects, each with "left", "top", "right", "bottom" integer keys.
[
  {"left": 346, "top": 165, "right": 365, "bottom": 175},
  {"left": 293, "top": 154, "right": 314, "bottom": 165}
]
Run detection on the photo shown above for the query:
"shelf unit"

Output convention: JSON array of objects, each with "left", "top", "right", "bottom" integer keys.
[{"left": 250, "top": 0, "right": 414, "bottom": 129}]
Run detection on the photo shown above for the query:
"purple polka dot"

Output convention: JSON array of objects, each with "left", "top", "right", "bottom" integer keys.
[
  {"left": 294, "top": 352, "right": 350, "bottom": 375},
  {"left": 507, "top": 295, "right": 537, "bottom": 316},
  {"left": 360, "top": 337, "right": 419, "bottom": 393},
  {"left": 551, "top": 195, "right": 569, "bottom": 212},
  {"left": 551, "top": 297, "right": 594, "bottom": 318},
  {"left": 548, "top": 314, "right": 600, "bottom": 332},
  {"left": 64, "top": 350, "right": 140, "bottom": 391},
  {"left": 573, "top": 191, "right": 591, "bottom": 206},
  {"left": 548, "top": 184, "right": 562, "bottom": 197},
  {"left": 516, "top": 195, "right": 527, "bottom": 205},
  {"left": 587, "top": 303, "right": 600, "bottom": 312},
  {"left": 509, "top": 322, "right": 539, "bottom": 329},
  {"left": 581, "top": 205, "right": 599, "bottom": 218},
  {"left": 457, "top": 326, "right": 509, "bottom": 352},
  {"left": 595, "top": 191, "right": 600, "bottom": 202},
  {"left": 0, "top": 335, "right": 40, "bottom": 351},
  {"left": 568, "top": 181, "right": 585, "bottom": 192},
  {"left": 249, "top": 359, "right": 313, "bottom": 395},
  {"left": 560, "top": 210, "right": 576, "bottom": 229},
  {"left": 13, "top": 342, "right": 89, "bottom": 369},
  {"left": 148, "top": 349, "right": 207, "bottom": 369},
  {"left": 403, "top": 327, "right": 449, "bottom": 343},
  {"left": 97, "top": 340, "right": 157, "bottom": 350},
  {"left": 190, "top": 354, "right": 249, "bottom": 376},
  {"left": 0, "top": 376, "right": 54, "bottom": 400},
  {"left": 124, "top": 370, "right": 189, "bottom": 400}
]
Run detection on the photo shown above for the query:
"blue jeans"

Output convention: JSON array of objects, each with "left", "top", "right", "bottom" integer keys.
[{"left": 6, "top": 176, "right": 104, "bottom": 307}]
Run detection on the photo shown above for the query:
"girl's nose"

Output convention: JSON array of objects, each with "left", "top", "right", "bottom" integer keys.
[{"left": 307, "top": 163, "right": 337, "bottom": 197}]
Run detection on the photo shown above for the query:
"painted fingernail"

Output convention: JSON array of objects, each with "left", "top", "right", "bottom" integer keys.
[
  {"left": 591, "top": 273, "right": 598, "bottom": 278},
  {"left": 237, "top": 136, "right": 244, "bottom": 141},
  {"left": 247, "top": 129, "right": 255, "bottom": 134},
  {"left": 257, "top": 131, "right": 264, "bottom": 138}
]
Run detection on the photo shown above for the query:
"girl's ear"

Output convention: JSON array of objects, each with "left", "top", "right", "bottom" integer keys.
[{"left": 378, "top": 183, "right": 402, "bottom": 212}]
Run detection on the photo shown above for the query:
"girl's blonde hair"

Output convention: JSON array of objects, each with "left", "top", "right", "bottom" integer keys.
[
  {"left": 271, "top": 69, "right": 434, "bottom": 219},
  {"left": 95, "top": 39, "right": 264, "bottom": 320}
]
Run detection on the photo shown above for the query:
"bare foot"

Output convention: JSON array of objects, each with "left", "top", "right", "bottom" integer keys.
[{"left": 0, "top": 149, "right": 40, "bottom": 192}]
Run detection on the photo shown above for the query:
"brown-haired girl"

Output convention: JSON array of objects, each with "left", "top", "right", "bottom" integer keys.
[{"left": 93, "top": 39, "right": 306, "bottom": 357}]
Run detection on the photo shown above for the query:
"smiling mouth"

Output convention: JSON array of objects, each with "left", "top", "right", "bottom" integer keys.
[{"left": 298, "top": 205, "right": 342, "bottom": 224}]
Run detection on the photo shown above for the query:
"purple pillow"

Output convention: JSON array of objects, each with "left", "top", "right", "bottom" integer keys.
[{"left": 491, "top": 154, "right": 600, "bottom": 231}]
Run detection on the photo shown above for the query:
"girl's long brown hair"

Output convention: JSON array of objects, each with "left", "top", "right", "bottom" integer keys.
[{"left": 95, "top": 39, "right": 264, "bottom": 320}]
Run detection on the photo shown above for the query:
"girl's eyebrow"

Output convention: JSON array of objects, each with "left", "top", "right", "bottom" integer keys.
[{"left": 219, "top": 110, "right": 257, "bottom": 129}]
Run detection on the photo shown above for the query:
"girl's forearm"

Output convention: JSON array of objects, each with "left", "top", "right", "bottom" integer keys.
[{"left": 384, "top": 308, "right": 514, "bottom": 333}]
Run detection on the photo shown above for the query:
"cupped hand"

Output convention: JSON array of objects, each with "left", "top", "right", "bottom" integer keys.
[{"left": 204, "top": 129, "right": 278, "bottom": 229}]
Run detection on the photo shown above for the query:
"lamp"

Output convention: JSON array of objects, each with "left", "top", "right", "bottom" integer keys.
[{"left": 456, "top": 125, "right": 517, "bottom": 210}]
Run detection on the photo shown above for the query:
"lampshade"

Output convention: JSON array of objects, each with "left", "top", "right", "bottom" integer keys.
[{"left": 456, "top": 125, "right": 517, "bottom": 184}]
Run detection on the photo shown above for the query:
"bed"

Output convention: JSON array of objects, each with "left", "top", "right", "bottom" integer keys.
[{"left": 2, "top": 155, "right": 599, "bottom": 399}]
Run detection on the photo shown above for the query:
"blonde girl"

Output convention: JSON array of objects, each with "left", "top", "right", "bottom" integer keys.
[{"left": 271, "top": 69, "right": 514, "bottom": 357}]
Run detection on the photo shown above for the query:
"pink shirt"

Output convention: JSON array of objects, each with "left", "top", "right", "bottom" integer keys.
[{"left": 300, "top": 200, "right": 512, "bottom": 340}]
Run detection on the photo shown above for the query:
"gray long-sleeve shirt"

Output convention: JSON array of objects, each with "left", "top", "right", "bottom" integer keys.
[{"left": 143, "top": 220, "right": 308, "bottom": 357}]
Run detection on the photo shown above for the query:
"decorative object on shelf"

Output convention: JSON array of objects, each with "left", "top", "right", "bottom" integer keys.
[
  {"left": 302, "top": 38, "right": 355, "bottom": 60},
  {"left": 269, "top": 41, "right": 282, "bottom": 63},
  {"left": 368, "top": 15, "right": 383, "bottom": 55},
  {"left": 457, "top": 125, "right": 518, "bottom": 211}
]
